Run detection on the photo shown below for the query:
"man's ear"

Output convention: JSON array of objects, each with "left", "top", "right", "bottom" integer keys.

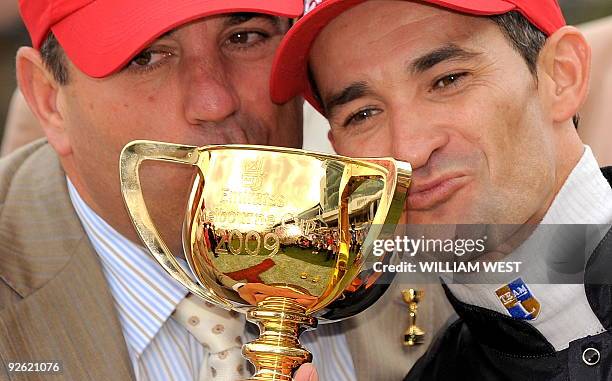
[
  {"left": 538, "top": 26, "right": 591, "bottom": 126},
  {"left": 15, "top": 47, "right": 72, "bottom": 156}
]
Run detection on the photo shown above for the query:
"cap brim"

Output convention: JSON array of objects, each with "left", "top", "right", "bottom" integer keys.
[
  {"left": 270, "top": 0, "right": 515, "bottom": 113},
  {"left": 52, "top": 0, "right": 303, "bottom": 78}
]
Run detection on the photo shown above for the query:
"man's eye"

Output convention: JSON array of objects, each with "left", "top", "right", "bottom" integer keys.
[
  {"left": 433, "top": 72, "right": 468, "bottom": 90},
  {"left": 344, "top": 108, "right": 382, "bottom": 127},
  {"left": 129, "top": 50, "right": 172, "bottom": 69},
  {"left": 227, "top": 31, "right": 268, "bottom": 46}
]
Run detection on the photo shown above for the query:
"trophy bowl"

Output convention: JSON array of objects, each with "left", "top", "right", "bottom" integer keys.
[{"left": 120, "top": 140, "right": 411, "bottom": 381}]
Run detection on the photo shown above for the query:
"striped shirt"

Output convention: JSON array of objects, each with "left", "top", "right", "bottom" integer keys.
[{"left": 67, "top": 179, "right": 356, "bottom": 381}]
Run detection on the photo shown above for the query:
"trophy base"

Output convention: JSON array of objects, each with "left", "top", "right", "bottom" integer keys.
[{"left": 243, "top": 297, "right": 318, "bottom": 381}]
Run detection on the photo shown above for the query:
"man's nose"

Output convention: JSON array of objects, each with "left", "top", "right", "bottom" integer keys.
[
  {"left": 182, "top": 57, "right": 240, "bottom": 125},
  {"left": 389, "top": 113, "right": 449, "bottom": 170}
]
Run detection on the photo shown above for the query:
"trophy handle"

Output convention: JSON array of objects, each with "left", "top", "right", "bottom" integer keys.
[
  {"left": 312, "top": 159, "right": 411, "bottom": 312},
  {"left": 119, "top": 140, "right": 231, "bottom": 308}
]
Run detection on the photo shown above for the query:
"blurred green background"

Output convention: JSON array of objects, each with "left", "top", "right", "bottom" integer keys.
[{"left": 1, "top": 0, "right": 612, "bottom": 146}]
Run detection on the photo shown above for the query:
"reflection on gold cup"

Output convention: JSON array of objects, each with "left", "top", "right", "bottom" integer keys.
[{"left": 120, "top": 140, "right": 411, "bottom": 381}]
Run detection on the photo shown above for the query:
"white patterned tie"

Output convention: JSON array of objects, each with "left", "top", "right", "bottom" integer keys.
[{"left": 173, "top": 294, "right": 248, "bottom": 380}]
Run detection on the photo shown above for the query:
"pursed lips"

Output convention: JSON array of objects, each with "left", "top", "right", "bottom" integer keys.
[{"left": 406, "top": 173, "right": 471, "bottom": 210}]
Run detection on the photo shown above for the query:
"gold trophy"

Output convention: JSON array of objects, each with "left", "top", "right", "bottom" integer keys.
[{"left": 120, "top": 140, "right": 411, "bottom": 381}]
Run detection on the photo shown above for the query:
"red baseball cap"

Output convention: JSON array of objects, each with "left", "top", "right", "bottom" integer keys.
[
  {"left": 19, "top": 0, "right": 304, "bottom": 78},
  {"left": 270, "top": 0, "right": 566, "bottom": 113}
]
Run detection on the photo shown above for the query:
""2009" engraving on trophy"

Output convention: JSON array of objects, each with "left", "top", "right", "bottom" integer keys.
[{"left": 228, "top": 230, "right": 281, "bottom": 257}]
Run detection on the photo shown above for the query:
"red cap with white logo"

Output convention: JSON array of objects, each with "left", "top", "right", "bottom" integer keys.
[
  {"left": 19, "top": 0, "right": 304, "bottom": 78},
  {"left": 270, "top": 0, "right": 566, "bottom": 112}
]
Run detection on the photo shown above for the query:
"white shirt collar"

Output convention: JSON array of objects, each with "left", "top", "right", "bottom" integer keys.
[{"left": 542, "top": 145, "right": 612, "bottom": 224}]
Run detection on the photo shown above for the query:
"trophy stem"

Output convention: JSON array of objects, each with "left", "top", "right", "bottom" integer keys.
[{"left": 243, "top": 297, "right": 318, "bottom": 381}]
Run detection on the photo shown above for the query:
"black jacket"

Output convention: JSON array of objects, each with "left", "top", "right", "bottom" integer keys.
[{"left": 405, "top": 167, "right": 612, "bottom": 381}]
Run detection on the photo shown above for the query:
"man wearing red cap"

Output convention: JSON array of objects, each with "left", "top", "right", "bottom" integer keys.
[
  {"left": 0, "top": 1, "right": 380, "bottom": 381},
  {"left": 271, "top": 0, "right": 612, "bottom": 380}
]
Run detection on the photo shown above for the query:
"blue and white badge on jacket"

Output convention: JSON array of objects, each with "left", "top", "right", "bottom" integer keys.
[{"left": 495, "top": 278, "right": 541, "bottom": 320}]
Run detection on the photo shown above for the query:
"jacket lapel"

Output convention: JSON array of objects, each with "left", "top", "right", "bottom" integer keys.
[{"left": 0, "top": 142, "right": 133, "bottom": 380}]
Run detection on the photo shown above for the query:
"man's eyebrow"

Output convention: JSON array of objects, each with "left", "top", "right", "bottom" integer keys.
[
  {"left": 409, "top": 44, "right": 481, "bottom": 74},
  {"left": 223, "top": 13, "right": 281, "bottom": 28},
  {"left": 324, "top": 82, "right": 372, "bottom": 116}
]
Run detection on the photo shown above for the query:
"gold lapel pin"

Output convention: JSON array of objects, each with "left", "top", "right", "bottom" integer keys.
[{"left": 402, "top": 289, "right": 425, "bottom": 346}]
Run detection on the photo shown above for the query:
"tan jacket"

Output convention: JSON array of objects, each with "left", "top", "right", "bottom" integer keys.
[
  {"left": 0, "top": 141, "right": 454, "bottom": 381},
  {"left": 0, "top": 141, "right": 134, "bottom": 380}
]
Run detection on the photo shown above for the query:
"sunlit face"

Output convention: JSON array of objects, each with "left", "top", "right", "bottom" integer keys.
[
  {"left": 310, "top": 1, "right": 560, "bottom": 226},
  {"left": 57, "top": 13, "right": 303, "bottom": 252}
]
